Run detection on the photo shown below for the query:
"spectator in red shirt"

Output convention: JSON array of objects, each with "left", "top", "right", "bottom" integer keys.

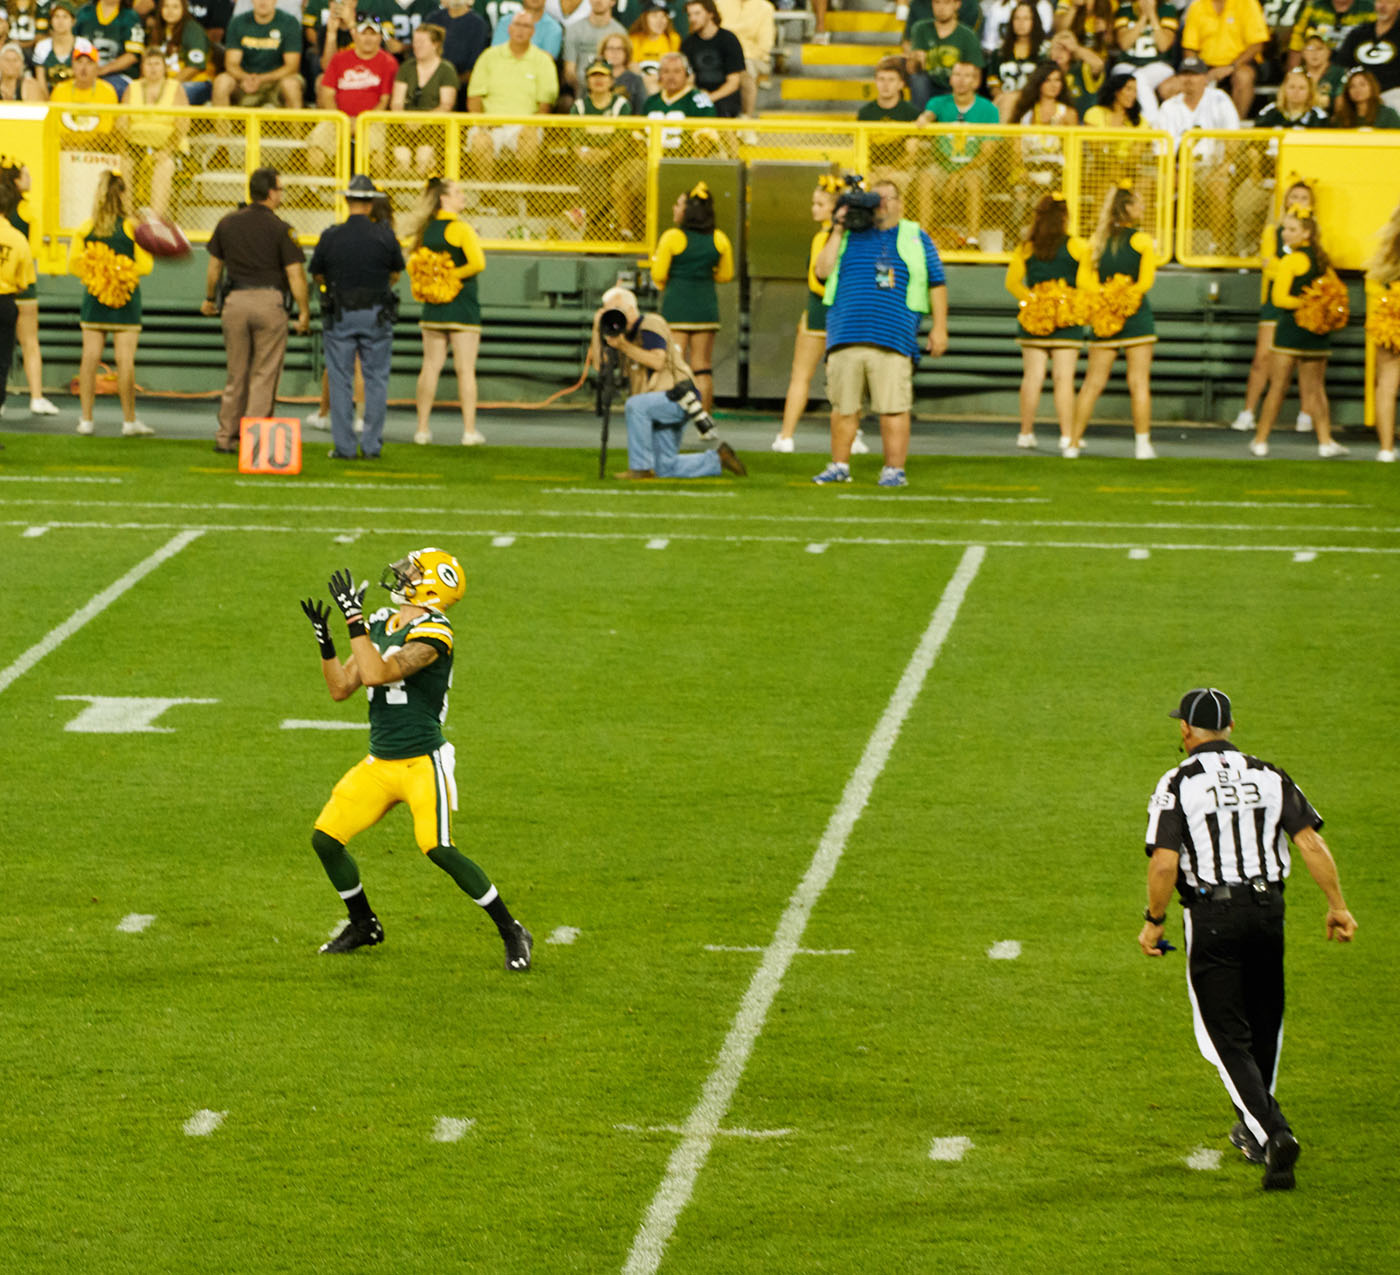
[{"left": 309, "top": 16, "right": 397, "bottom": 171}]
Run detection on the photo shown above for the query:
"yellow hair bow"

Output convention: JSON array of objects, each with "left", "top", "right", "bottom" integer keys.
[
  {"left": 1050, "top": 190, "right": 1066, "bottom": 202},
  {"left": 817, "top": 174, "right": 843, "bottom": 194},
  {"left": 689, "top": 181, "right": 710, "bottom": 200},
  {"left": 0, "top": 154, "right": 18, "bottom": 170},
  {"left": 1285, "top": 202, "right": 1313, "bottom": 219},
  {"left": 1117, "top": 178, "right": 1133, "bottom": 191}
]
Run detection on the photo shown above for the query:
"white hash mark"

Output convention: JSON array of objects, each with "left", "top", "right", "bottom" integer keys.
[
  {"left": 928, "top": 1136, "right": 974, "bottom": 1162},
  {"left": 432, "top": 1117, "right": 476, "bottom": 1143},
  {"left": 987, "top": 940, "right": 1022, "bottom": 960},
  {"left": 546, "top": 926, "right": 581, "bottom": 945},
  {"left": 116, "top": 913, "right": 156, "bottom": 933},
  {"left": 183, "top": 1110, "right": 227, "bottom": 1137},
  {"left": 1129, "top": 548, "right": 1151, "bottom": 560},
  {"left": 23, "top": 526, "right": 49, "bottom": 538},
  {"left": 1293, "top": 551, "right": 1317, "bottom": 563},
  {"left": 492, "top": 535, "right": 516, "bottom": 547},
  {"left": 1185, "top": 1147, "right": 1223, "bottom": 1171},
  {"left": 646, "top": 538, "right": 670, "bottom": 550},
  {"left": 806, "top": 543, "right": 828, "bottom": 554}
]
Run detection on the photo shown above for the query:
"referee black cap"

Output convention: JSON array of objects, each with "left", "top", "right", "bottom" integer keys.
[{"left": 1169, "top": 687, "right": 1232, "bottom": 730}]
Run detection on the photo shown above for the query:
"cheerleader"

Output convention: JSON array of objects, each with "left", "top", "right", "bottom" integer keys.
[
  {"left": 1366, "top": 197, "right": 1400, "bottom": 463},
  {"left": 774, "top": 175, "right": 866, "bottom": 456},
  {"left": 651, "top": 182, "right": 734, "bottom": 414},
  {"left": 0, "top": 158, "right": 58, "bottom": 417},
  {"left": 1229, "top": 179, "right": 1313, "bottom": 438},
  {"left": 1067, "top": 182, "right": 1156, "bottom": 459},
  {"left": 1250, "top": 206, "right": 1348, "bottom": 458},
  {"left": 1004, "top": 191, "right": 1087, "bottom": 449},
  {"left": 406, "top": 177, "right": 486, "bottom": 446},
  {"left": 68, "top": 170, "right": 153, "bottom": 436}
]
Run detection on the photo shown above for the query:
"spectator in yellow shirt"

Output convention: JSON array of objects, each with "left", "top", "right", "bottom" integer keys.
[
  {"left": 716, "top": 0, "right": 775, "bottom": 117},
  {"left": 466, "top": 9, "right": 558, "bottom": 172},
  {"left": 1180, "top": 0, "right": 1269, "bottom": 118},
  {"left": 49, "top": 43, "right": 120, "bottom": 137}
]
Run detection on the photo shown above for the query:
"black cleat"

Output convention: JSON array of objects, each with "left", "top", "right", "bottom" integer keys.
[
  {"left": 1262, "top": 1130, "right": 1300, "bottom": 1191},
  {"left": 319, "top": 916, "right": 384, "bottom": 954},
  {"left": 1230, "top": 1121, "right": 1265, "bottom": 1164},
  {"left": 503, "top": 921, "right": 533, "bottom": 972}
]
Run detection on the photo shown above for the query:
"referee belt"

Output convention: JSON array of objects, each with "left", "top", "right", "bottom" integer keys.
[{"left": 1191, "top": 879, "right": 1283, "bottom": 905}]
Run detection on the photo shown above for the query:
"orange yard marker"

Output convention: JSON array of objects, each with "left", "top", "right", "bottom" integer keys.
[{"left": 239, "top": 417, "right": 303, "bottom": 475}]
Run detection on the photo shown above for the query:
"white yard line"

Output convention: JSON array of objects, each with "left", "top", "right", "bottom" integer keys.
[
  {"left": 5, "top": 519, "right": 1398, "bottom": 557},
  {"left": 0, "top": 530, "right": 203, "bottom": 697},
  {"left": 621, "top": 545, "right": 986, "bottom": 1275},
  {"left": 542, "top": 487, "right": 737, "bottom": 498}
]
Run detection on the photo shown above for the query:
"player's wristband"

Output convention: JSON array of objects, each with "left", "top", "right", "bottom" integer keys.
[
  {"left": 1143, "top": 908, "right": 1166, "bottom": 926},
  {"left": 345, "top": 618, "right": 367, "bottom": 639}
]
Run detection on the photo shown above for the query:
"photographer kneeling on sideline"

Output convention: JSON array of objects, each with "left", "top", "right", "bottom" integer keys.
[
  {"left": 590, "top": 286, "right": 747, "bottom": 481},
  {"left": 812, "top": 176, "right": 948, "bottom": 488}
]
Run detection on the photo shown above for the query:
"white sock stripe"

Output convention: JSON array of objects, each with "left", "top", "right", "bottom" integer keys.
[
  {"left": 337, "top": 885, "right": 364, "bottom": 901},
  {"left": 473, "top": 885, "right": 498, "bottom": 907},
  {"left": 622, "top": 545, "right": 986, "bottom": 1275}
]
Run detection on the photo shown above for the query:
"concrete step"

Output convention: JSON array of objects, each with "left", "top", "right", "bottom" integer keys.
[
  {"left": 801, "top": 41, "right": 902, "bottom": 65},
  {"left": 780, "top": 76, "right": 880, "bottom": 101},
  {"left": 826, "top": 10, "right": 903, "bottom": 32}
]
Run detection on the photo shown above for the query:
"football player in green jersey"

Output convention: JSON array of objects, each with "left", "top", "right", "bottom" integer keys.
[{"left": 300, "top": 546, "right": 532, "bottom": 969}]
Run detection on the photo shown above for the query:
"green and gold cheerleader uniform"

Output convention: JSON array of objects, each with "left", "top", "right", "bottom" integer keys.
[
  {"left": 1084, "top": 227, "right": 1156, "bottom": 348},
  {"left": 651, "top": 225, "right": 734, "bottom": 332},
  {"left": 6, "top": 203, "right": 37, "bottom": 303},
  {"left": 1271, "top": 244, "right": 1330, "bottom": 358},
  {"left": 1258, "top": 222, "right": 1282, "bottom": 324},
  {"left": 804, "top": 222, "right": 831, "bottom": 335},
  {"left": 68, "top": 217, "right": 152, "bottom": 330},
  {"left": 1005, "top": 233, "right": 1088, "bottom": 348},
  {"left": 417, "top": 212, "right": 485, "bottom": 332}
]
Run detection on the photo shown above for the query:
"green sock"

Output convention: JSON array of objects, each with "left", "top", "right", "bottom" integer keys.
[
  {"left": 427, "top": 845, "right": 516, "bottom": 932},
  {"left": 312, "top": 829, "right": 374, "bottom": 924}
]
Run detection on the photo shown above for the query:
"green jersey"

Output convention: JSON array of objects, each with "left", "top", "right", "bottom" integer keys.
[
  {"left": 226, "top": 7, "right": 303, "bottom": 74},
  {"left": 364, "top": 606, "right": 454, "bottom": 760}
]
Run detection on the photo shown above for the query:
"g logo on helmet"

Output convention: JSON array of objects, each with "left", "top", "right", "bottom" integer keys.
[{"left": 438, "top": 561, "right": 460, "bottom": 592}]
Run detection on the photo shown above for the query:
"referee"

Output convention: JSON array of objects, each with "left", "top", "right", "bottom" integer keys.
[{"left": 1139, "top": 687, "right": 1357, "bottom": 1191}]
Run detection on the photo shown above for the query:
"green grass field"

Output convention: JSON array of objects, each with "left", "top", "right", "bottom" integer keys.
[{"left": 2, "top": 436, "right": 1398, "bottom": 1273}]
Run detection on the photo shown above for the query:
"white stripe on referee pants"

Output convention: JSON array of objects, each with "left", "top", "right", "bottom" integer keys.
[{"left": 1182, "top": 909, "right": 1271, "bottom": 1148}]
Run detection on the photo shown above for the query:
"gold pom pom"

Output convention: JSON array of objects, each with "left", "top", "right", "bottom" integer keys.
[
  {"left": 408, "top": 247, "right": 463, "bottom": 305},
  {"left": 73, "top": 241, "right": 140, "bottom": 310},
  {"left": 1018, "top": 279, "right": 1078, "bottom": 336},
  {"left": 1088, "top": 273, "right": 1142, "bottom": 338},
  {"left": 1295, "top": 269, "right": 1350, "bottom": 335},
  {"left": 1365, "top": 282, "right": 1400, "bottom": 353}
]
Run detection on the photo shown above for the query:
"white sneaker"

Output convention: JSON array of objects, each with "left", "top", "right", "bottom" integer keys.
[
  {"left": 304, "top": 412, "right": 330, "bottom": 431},
  {"left": 1229, "top": 409, "right": 1255, "bottom": 432},
  {"left": 1058, "top": 435, "right": 1071, "bottom": 451},
  {"left": 76, "top": 419, "right": 95, "bottom": 435},
  {"left": 1317, "top": 441, "right": 1349, "bottom": 458},
  {"left": 1249, "top": 440, "right": 1269, "bottom": 457},
  {"left": 1296, "top": 412, "right": 1313, "bottom": 434},
  {"left": 30, "top": 396, "right": 60, "bottom": 416},
  {"left": 413, "top": 429, "right": 431, "bottom": 445},
  {"left": 461, "top": 430, "right": 486, "bottom": 446},
  {"left": 771, "top": 435, "right": 795, "bottom": 453},
  {"left": 850, "top": 430, "right": 870, "bottom": 455},
  {"left": 1135, "top": 436, "right": 1157, "bottom": 460},
  {"left": 1015, "top": 433, "right": 1038, "bottom": 449},
  {"left": 121, "top": 420, "right": 155, "bottom": 437},
  {"left": 1378, "top": 449, "right": 1396, "bottom": 463},
  {"left": 353, "top": 415, "right": 365, "bottom": 435},
  {"left": 1061, "top": 446, "right": 1080, "bottom": 459}
]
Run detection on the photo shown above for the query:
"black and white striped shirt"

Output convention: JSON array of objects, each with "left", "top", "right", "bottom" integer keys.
[{"left": 1145, "top": 741, "right": 1323, "bottom": 893}]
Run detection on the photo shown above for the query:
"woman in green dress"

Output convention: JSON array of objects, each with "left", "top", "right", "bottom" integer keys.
[
  {"left": 1067, "top": 182, "right": 1156, "bottom": 459},
  {"left": 68, "top": 169, "right": 154, "bottom": 436},
  {"left": 406, "top": 177, "right": 487, "bottom": 447},
  {"left": 1249, "top": 207, "right": 1349, "bottom": 458},
  {"left": 0, "top": 157, "right": 58, "bottom": 416},
  {"left": 650, "top": 181, "right": 734, "bottom": 412}
]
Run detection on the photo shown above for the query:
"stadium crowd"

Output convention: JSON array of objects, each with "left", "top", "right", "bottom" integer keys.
[{"left": 0, "top": 0, "right": 1396, "bottom": 128}]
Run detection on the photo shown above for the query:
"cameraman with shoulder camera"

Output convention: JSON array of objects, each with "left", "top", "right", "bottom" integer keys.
[
  {"left": 812, "top": 177, "right": 947, "bottom": 488},
  {"left": 590, "top": 286, "right": 747, "bottom": 481}
]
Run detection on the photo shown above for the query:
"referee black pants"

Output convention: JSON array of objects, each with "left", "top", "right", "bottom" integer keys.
[{"left": 1183, "top": 894, "right": 1290, "bottom": 1147}]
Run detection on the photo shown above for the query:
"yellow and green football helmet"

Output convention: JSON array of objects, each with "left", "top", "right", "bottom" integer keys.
[{"left": 380, "top": 547, "right": 466, "bottom": 610}]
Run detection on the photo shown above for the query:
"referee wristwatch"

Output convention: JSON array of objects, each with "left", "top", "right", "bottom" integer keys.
[{"left": 1143, "top": 907, "right": 1166, "bottom": 926}]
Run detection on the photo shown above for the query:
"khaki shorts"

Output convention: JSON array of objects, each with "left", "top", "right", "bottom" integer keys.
[
  {"left": 234, "top": 81, "right": 287, "bottom": 108},
  {"left": 826, "top": 344, "right": 913, "bottom": 416}
]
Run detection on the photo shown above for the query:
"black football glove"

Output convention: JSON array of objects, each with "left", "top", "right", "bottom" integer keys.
[
  {"left": 300, "top": 597, "right": 336, "bottom": 660},
  {"left": 328, "top": 568, "right": 367, "bottom": 620}
]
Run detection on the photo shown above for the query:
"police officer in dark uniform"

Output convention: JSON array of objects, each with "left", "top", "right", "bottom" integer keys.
[
  {"left": 202, "top": 166, "right": 311, "bottom": 454},
  {"left": 1139, "top": 687, "right": 1358, "bottom": 1191},
  {"left": 308, "top": 175, "right": 405, "bottom": 459}
]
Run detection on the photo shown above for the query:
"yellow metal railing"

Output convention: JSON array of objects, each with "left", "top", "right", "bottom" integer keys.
[{"left": 40, "top": 103, "right": 351, "bottom": 266}]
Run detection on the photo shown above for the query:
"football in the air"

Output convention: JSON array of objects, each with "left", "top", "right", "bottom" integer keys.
[{"left": 135, "top": 215, "right": 191, "bottom": 260}]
